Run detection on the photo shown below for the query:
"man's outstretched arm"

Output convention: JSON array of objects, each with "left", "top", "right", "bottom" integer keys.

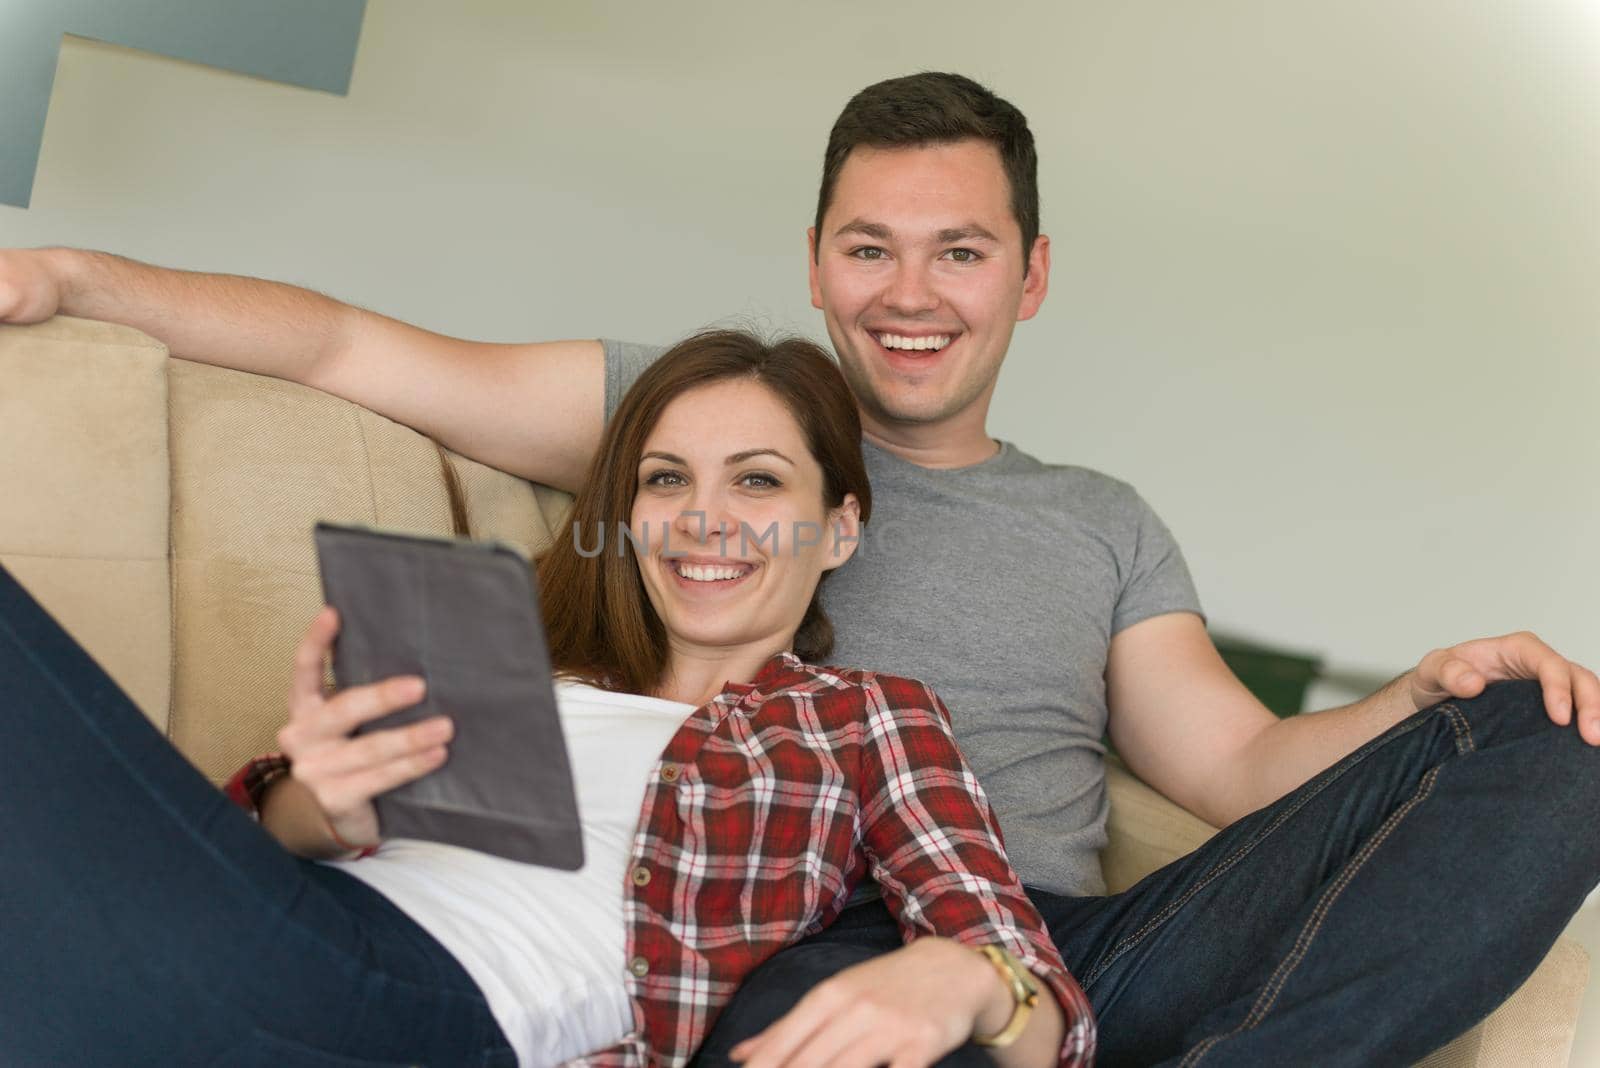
[
  {"left": 1106, "top": 612, "right": 1600, "bottom": 829},
  {"left": 0, "top": 247, "right": 605, "bottom": 491}
]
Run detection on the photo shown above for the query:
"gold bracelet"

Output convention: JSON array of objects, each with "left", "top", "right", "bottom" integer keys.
[{"left": 971, "top": 945, "right": 1042, "bottom": 1049}]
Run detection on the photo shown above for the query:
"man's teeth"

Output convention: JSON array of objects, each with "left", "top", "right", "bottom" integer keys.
[
  {"left": 876, "top": 333, "right": 951, "bottom": 352},
  {"left": 673, "top": 563, "right": 750, "bottom": 582}
]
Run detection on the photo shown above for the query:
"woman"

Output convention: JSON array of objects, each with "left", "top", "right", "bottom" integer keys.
[{"left": 2, "top": 331, "right": 1092, "bottom": 1067}]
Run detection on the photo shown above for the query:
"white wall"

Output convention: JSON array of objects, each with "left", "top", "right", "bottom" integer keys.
[
  {"left": 5, "top": 1, "right": 1598, "bottom": 1058},
  {"left": 4, "top": 0, "right": 1595, "bottom": 678}
]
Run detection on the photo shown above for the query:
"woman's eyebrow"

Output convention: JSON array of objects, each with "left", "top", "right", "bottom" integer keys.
[{"left": 726, "top": 448, "right": 794, "bottom": 466}]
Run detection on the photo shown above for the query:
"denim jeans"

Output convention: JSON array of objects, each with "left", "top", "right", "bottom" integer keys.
[
  {"left": 695, "top": 675, "right": 1600, "bottom": 1067},
  {"left": 0, "top": 565, "right": 516, "bottom": 1067}
]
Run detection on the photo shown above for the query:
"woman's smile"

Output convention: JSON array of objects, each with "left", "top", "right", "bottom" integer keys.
[{"left": 662, "top": 555, "right": 759, "bottom": 594}]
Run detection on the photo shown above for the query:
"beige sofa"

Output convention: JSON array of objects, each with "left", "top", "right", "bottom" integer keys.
[{"left": 1, "top": 315, "right": 1588, "bottom": 1066}]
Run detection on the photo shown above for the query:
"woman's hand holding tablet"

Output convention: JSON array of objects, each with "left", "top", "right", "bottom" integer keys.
[
  {"left": 311, "top": 522, "right": 585, "bottom": 869},
  {"left": 277, "top": 605, "right": 451, "bottom": 853}
]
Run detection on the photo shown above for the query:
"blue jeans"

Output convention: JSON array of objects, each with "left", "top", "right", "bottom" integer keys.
[
  {"left": 694, "top": 678, "right": 1600, "bottom": 1066},
  {"left": 0, "top": 565, "right": 516, "bottom": 1067}
]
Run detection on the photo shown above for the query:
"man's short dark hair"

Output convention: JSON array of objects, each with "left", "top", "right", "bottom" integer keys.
[{"left": 815, "top": 72, "right": 1040, "bottom": 271}]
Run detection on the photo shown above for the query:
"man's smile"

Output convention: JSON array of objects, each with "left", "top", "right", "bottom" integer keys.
[
  {"left": 873, "top": 331, "right": 953, "bottom": 352},
  {"left": 868, "top": 329, "right": 961, "bottom": 372}
]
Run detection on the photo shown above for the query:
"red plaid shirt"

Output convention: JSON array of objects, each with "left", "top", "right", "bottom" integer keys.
[{"left": 228, "top": 652, "right": 1094, "bottom": 1067}]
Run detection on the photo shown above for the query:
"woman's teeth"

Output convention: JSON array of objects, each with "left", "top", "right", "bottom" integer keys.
[
  {"left": 673, "top": 562, "right": 751, "bottom": 582},
  {"left": 876, "top": 333, "right": 951, "bottom": 352}
]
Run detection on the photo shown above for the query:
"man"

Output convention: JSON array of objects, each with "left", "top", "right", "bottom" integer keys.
[{"left": 2, "top": 72, "right": 1597, "bottom": 1067}]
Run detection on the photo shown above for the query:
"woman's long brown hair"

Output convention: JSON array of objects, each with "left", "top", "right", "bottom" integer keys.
[{"left": 533, "top": 330, "right": 870, "bottom": 696}]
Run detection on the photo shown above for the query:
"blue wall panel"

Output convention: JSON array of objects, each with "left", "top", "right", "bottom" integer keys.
[{"left": 1, "top": 0, "right": 366, "bottom": 208}]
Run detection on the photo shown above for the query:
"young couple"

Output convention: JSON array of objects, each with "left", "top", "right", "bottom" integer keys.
[{"left": 2, "top": 72, "right": 1597, "bottom": 1068}]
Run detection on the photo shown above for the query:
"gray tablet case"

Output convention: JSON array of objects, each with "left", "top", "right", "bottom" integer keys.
[{"left": 313, "top": 522, "right": 584, "bottom": 870}]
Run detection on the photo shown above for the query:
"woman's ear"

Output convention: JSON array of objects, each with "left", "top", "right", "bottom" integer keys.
[{"left": 823, "top": 494, "right": 862, "bottom": 572}]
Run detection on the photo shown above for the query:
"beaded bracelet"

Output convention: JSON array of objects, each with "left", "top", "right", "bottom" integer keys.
[{"left": 325, "top": 817, "right": 378, "bottom": 858}]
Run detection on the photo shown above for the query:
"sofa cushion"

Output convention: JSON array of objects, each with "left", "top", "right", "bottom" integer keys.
[
  {"left": 165, "top": 359, "right": 568, "bottom": 782},
  {"left": 1416, "top": 936, "right": 1590, "bottom": 1067},
  {"left": 0, "top": 317, "right": 172, "bottom": 729},
  {"left": 1102, "top": 754, "right": 1219, "bottom": 892}
]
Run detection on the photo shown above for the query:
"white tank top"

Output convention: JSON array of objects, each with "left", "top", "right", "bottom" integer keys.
[{"left": 321, "top": 680, "right": 693, "bottom": 1066}]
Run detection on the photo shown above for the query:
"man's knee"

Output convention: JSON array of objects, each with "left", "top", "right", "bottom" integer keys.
[
  {"left": 1456, "top": 679, "right": 1600, "bottom": 850},
  {"left": 1455, "top": 678, "right": 1585, "bottom": 754},
  {"left": 1462, "top": 677, "right": 1543, "bottom": 722}
]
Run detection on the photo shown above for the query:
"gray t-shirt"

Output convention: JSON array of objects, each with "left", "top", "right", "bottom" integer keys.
[{"left": 603, "top": 340, "right": 1204, "bottom": 896}]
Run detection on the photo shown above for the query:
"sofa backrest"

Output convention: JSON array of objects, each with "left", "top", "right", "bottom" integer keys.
[{"left": 1, "top": 316, "right": 572, "bottom": 784}]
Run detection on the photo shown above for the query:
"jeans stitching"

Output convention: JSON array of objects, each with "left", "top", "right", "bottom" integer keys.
[
  {"left": 1178, "top": 763, "right": 1444, "bottom": 1066},
  {"left": 1079, "top": 710, "right": 1439, "bottom": 992},
  {"left": 1442, "top": 703, "right": 1476, "bottom": 754}
]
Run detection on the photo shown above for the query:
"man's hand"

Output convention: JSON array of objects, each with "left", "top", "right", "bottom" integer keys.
[
  {"left": 1408, "top": 632, "right": 1600, "bottom": 745},
  {"left": 0, "top": 248, "right": 66, "bottom": 323},
  {"left": 729, "top": 936, "right": 1005, "bottom": 1068}
]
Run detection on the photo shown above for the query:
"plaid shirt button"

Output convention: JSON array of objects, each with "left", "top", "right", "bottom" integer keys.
[
  {"left": 628, "top": 956, "right": 650, "bottom": 977},
  {"left": 631, "top": 865, "right": 652, "bottom": 887},
  {"left": 659, "top": 763, "right": 680, "bottom": 782}
]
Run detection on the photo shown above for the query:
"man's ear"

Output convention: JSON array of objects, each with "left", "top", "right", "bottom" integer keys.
[
  {"left": 1017, "top": 234, "right": 1051, "bottom": 322},
  {"left": 824, "top": 493, "right": 862, "bottom": 571},
  {"left": 807, "top": 227, "right": 824, "bottom": 310}
]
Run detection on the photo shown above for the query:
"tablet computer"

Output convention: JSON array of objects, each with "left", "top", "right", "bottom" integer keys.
[{"left": 312, "top": 521, "right": 583, "bottom": 870}]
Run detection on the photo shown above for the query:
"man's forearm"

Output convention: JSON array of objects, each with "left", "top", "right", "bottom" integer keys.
[
  {"left": 1228, "top": 672, "right": 1420, "bottom": 820},
  {"left": 44, "top": 247, "right": 354, "bottom": 384}
]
